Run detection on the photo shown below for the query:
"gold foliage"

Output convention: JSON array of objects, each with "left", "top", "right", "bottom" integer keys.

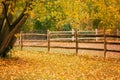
[{"left": 28, "top": 11, "right": 35, "bottom": 19}]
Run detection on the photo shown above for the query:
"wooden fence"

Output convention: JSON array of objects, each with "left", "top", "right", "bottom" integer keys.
[{"left": 16, "top": 29, "right": 120, "bottom": 59}]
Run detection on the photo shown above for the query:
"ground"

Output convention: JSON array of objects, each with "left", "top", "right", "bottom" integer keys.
[{"left": 0, "top": 49, "right": 120, "bottom": 80}]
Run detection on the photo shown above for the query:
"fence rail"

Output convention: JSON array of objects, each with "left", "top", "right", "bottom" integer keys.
[{"left": 15, "top": 29, "right": 120, "bottom": 59}]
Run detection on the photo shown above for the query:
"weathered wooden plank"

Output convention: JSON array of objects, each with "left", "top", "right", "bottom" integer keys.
[
  {"left": 78, "top": 34, "right": 103, "bottom": 37},
  {"left": 50, "top": 31, "right": 72, "bottom": 33},
  {"left": 47, "top": 30, "right": 50, "bottom": 52},
  {"left": 50, "top": 38, "right": 73, "bottom": 41},
  {"left": 107, "top": 49, "right": 120, "bottom": 53},
  {"left": 78, "top": 41, "right": 104, "bottom": 44},
  {"left": 106, "top": 35, "right": 120, "bottom": 38},
  {"left": 23, "top": 40, "right": 47, "bottom": 42},
  {"left": 22, "top": 33, "right": 47, "bottom": 36},
  {"left": 104, "top": 29, "right": 107, "bottom": 59},
  {"left": 51, "top": 34, "right": 74, "bottom": 36},
  {"left": 78, "top": 47, "right": 104, "bottom": 51},
  {"left": 75, "top": 30, "right": 78, "bottom": 54},
  {"left": 107, "top": 42, "right": 120, "bottom": 45},
  {"left": 20, "top": 31, "right": 23, "bottom": 50}
]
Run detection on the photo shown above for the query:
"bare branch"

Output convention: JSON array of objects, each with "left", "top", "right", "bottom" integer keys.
[{"left": 2, "top": 2, "right": 11, "bottom": 28}]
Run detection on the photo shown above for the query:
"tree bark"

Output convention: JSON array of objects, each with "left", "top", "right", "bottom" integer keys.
[{"left": 0, "top": 15, "right": 27, "bottom": 57}]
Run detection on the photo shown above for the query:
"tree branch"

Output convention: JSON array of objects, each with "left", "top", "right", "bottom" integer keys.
[
  {"left": 0, "top": 17, "right": 5, "bottom": 32},
  {"left": 2, "top": 2, "right": 11, "bottom": 28},
  {"left": 10, "top": 1, "right": 29, "bottom": 31},
  {"left": 0, "top": 3, "right": 5, "bottom": 32}
]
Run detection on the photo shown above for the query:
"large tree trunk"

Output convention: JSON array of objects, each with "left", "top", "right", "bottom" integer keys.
[
  {"left": 0, "top": 16, "right": 27, "bottom": 57},
  {"left": 0, "top": 1, "right": 29, "bottom": 57}
]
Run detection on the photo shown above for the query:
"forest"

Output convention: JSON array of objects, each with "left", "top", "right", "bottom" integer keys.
[{"left": 23, "top": 0, "right": 120, "bottom": 31}]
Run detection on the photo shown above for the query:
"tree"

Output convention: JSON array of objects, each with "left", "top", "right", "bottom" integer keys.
[
  {"left": 33, "top": 0, "right": 66, "bottom": 31},
  {"left": 0, "top": 0, "right": 33, "bottom": 57}
]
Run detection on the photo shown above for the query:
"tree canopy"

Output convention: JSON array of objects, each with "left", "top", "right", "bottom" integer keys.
[{"left": 23, "top": 0, "right": 120, "bottom": 31}]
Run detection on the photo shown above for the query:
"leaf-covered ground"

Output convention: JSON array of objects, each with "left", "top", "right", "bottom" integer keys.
[{"left": 0, "top": 50, "right": 120, "bottom": 80}]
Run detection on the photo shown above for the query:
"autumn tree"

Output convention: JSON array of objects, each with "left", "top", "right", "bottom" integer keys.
[{"left": 0, "top": 0, "right": 34, "bottom": 57}]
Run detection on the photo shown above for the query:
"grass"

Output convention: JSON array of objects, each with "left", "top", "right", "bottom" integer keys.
[
  {"left": 0, "top": 48, "right": 120, "bottom": 80},
  {"left": 16, "top": 47, "right": 120, "bottom": 58}
]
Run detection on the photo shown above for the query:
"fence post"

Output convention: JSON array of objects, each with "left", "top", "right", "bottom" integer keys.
[
  {"left": 75, "top": 30, "right": 78, "bottom": 55},
  {"left": 47, "top": 30, "right": 50, "bottom": 52},
  {"left": 72, "top": 29, "right": 75, "bottom": 41},
  {"left": 95, "top": 28, "right": 98, "bottom": 41},
  {"left": 117, "top": 29, "right": 119, "bottom": 41},
  {"left": 20, "top": 31, "right": 23, "bottom": 50},
  {"left": 104, "top": 29, "right": 107, "bottom": 60}
]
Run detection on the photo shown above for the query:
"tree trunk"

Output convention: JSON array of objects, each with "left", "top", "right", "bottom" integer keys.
[
  {"left": 0, "top": 1, "right": 30, "bottom": 57},
  {"left": 0, "top": 16, "right": 27, "bottom": 57}
]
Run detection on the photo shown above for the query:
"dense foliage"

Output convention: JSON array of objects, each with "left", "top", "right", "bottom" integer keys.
[{"left": 23, "top": 0, "right": 120, "bottom": 31}]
